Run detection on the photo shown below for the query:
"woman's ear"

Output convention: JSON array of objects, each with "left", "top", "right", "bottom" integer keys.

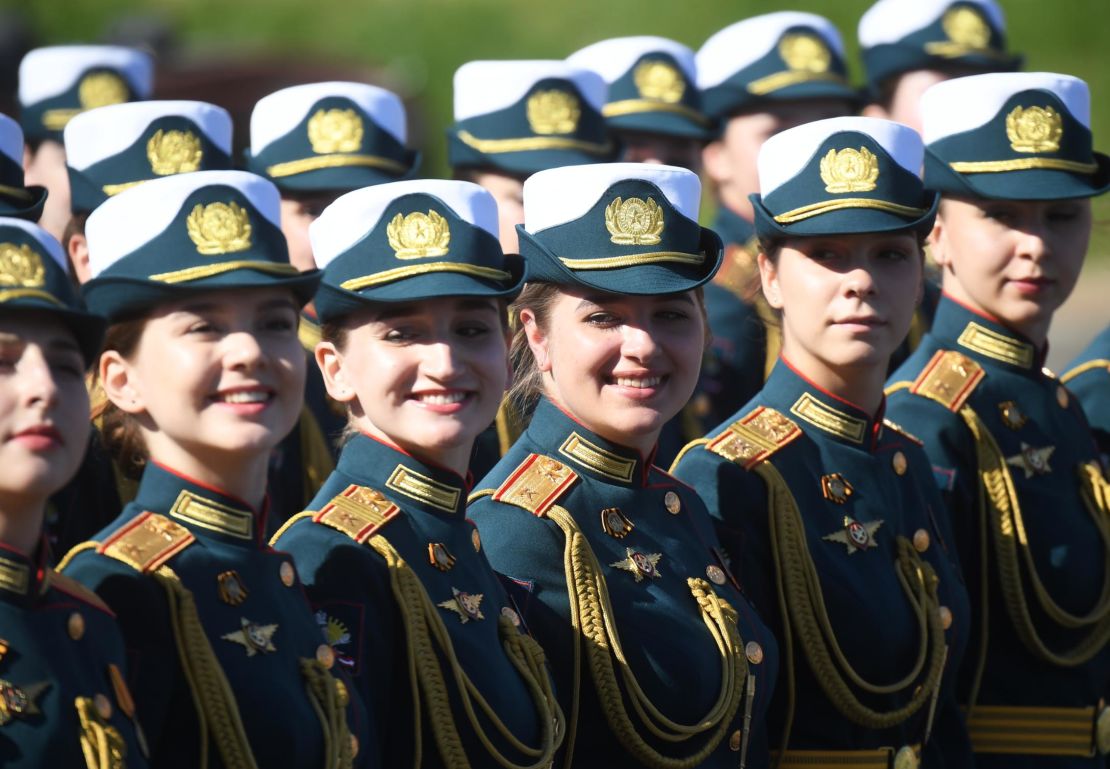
[
  {"left": 315, "top": 341, "right": 356, "bottom": 403},
  {"left": 927, "top": 209, "right": 950, "bottom": 271},
  {"left": 100, "top": 350, "right": 146, "bottom": 415},
  {"left": 757, "top": 251, "right": 783, "bottom": 310},
  {"left": 519, "top": 307, "right": 551, "bottom": 373}
]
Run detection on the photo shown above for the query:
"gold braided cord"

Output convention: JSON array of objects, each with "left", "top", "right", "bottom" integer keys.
[
  {"left": 0, "top": 183, "right": 34, "bottom": 201},
  {"left": 455, "top": 130, "right": 613, "bottom": 156},
  {"left": 266, "top": 153, "right": 409, "bottom": 179},
  {"left": 339, "top": 262, "right": 511, "bottom": 291},
  {"left": 300, "top": 658, "right": 355, "bottom": 769},
  {"left": 75, "top": 696, "right": 127, "bottom": 769},
  {"left": 557, "top": 252, "right": 706, "bottom": 271},
  {"left": 601, "top": 100, "right": 712, "bottom": 126},
  {"left": 1060, "top": 358, "right": 1110, "bottom": 383},
  {"left": 746, "top": 70, "right": 846, "bottom": 97},
  {"left": 948, "top": 157, "right": 1098, "bottom": 175},
  {"left": 960, "top": 407, "right": 1110, "bottom": 666},
  {"left": 546, "top": 505, "right": 746, "bottom": 769},
  {"left": 148, "top": 261, "right": 300, "bottom": 285},
  {"left": 772, "top": 198, "right": 928, "bottom": 225},
  {"left": 0, "top": 288, "right": 64, "bottom": 306},
  {"left": 365, "top": 534, "right": 564, "bottom": 769},
  {"left": 154, "top": 567, "right": 260, "bottom": 769}
]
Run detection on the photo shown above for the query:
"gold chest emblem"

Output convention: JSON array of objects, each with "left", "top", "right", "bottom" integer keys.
[
  {"left": 78, "top": 72, "right": 128, "bottom": 109},
  {"left": 820, "top": 147, "right": 880, "bottom": 193},
  {"left": 526, "top": 90, "right": 580, "bottom": 135},
  {"left": 186, "top": 202, "right": 253, "bottom": 255},
  {"left": 605, "top": 196, "right": 664, "bottom": 246},
  {"left": 386, "top": 210, "right": 451, "bottom": 259},
  {"left": 1006, "top": 106, "right": 1063, "bottom": 153},
  {"left": 0, "top": 244, "right": 45, "bottom": 287},
  {"left": 779, "top": 33, "right": 832, "bottom": 73},
  {"left": 147, "top": 129, "right": 203, "bottom": 176},
  {"left": 942, "top": 6, "right": 991, "bottom": 49},
  {"left": 307, "top": 108, "right": 364, "bottom": 154},
  {"left": 633, "top": 60, "right": 685, "bottom": 103}
]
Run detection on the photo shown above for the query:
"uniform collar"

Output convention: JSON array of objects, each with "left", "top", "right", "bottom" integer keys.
[
  {"left": 764, "top": 358, "right": 885, "bottom": 450},
  {"left": 0, "top": 540, "right": 47, "bottom": 606},
  {"left": 931, "top": 294, "right": 1043, "bottom": 373},
  {"left": 711, "top": 204, "right": 756, "bottom": 250},
  {"left": 525, "top": 397, "right": 651, "bottom": 486},
  {"left": 133, "top": 461, "right": 267, "bottom": 546},
  {"left": 336, "top": 433, "right": 469, "bottom": 517}
]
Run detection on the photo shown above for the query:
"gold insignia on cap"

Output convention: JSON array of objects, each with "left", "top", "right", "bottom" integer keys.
[
  {"left": 307, "top": 108, "right": 364, "bottom": 154},
  {"left": 438, "top": 587, "right": 485, "bottom": 623},
  {"left": 386, "top": 210, "right": 451, "bottom": 259},
  {"left": 78, "top": 72, "right": 128, "bottom": 109},
  {"left": 942, "top": 6, "right": 991, "bottom": 48},
  {"left": 186, "top": 202, "right": 253, "bottom": 255},
  {"left": 147, "top": 129, "right": 203, "bottom": 176},
  {"left": 0, "top": 243, "right": 46, "bottom": 287},
  {"left": 222, "top": 617, "right": 278, "bottom": 656},
  {"left": 820, "top": 147, "right": 880, "bottom": 194},
  {"left": 600, "top": 507, "right": 635, "bottom": 539},
  {"left": 605, "top": 196, "right": 664, "bottom": 246},
  {"left": 998, "top": 401, "right": 1028, "bottom": 430},
  {"left": 823, "top": 516, "right": 883, "bottom": 554},
  {"left": 1006, "top": 106, "right": 1063, "bottom": 154},
  {"left": 610, "top": 548, "right": 662, "bottom": 582},
  {"left": 1005, "top": 442, "right": 1055, "bottom": 479},
  {"left": 820, "top": 473, "right": 853, "bottom": 504},
  {"left": 428, "top": 542, "right": 456, "bottom": 571},
  {"left": 779, "top": 32, "right": 832, "bottom": 73},
  {"left": 526, "top": 90, "right": 581, "bottom": 134},
  {"left": 0, "top": 679, "right": 49, "bottom": 725},
  {"left": 633, "top": 59, "right": 685, "bottom": 103},
  {"left": 217, "top": 570, "right": 249, "bottom": 606}
]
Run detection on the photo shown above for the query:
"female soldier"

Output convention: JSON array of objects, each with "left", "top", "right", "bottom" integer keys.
[
  {"left": 672, "top": 117, "right": 972, "bottom": 768},
  {"left": 0, "top": 217, "right": 148, "bottom": 767},
  {"left": 57, "top": 171, "right": 365, "bottom": 768},
  {"left": 887, "top": 73, "right": 1110, "bottom": 767},
  {"left": 468, "top": 163, "right": 777, "bottom": 769},
  {"left": 270, "top": 179, "right": 563, "bottom": 769}
]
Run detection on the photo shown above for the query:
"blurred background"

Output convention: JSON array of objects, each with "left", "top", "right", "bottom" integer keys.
[{"left": 6, "top": 0, "right": 1108, "bottom": 365}]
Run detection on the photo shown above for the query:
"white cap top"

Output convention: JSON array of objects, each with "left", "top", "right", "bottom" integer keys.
[
  {"left": 567, "top": 36, "right": 697, "bottom": 85},
  {"left": 921, "top": 72, "right": 1089, "bottom": 144},
  {"left": 858, "top": 0, "right": 1004, "bottom": 48},
  {"left": 0, "top": 113, "right": 24, "bottom": 166},
  {"left": 18, "top": 45, "right": 154, "bottom": 106},
  {"left": 758, "top": 116, "right": 923, "bottom": 195},
  {"left": 0, "top": 217, "right": 67, "bottom": 271},
  {"left": 64, "top": 100, "right": 232, "bottom": 171},
  {"left": 86, "top": 170, "right": 282, "bottom": 278},
  {"left": 697, "top": 12, "right": 845, "bottom": 89},
  {"left": 249, "top": 82, "right": 407, "bottom": 156},
  {"left": 452, "top": 60, "right": 607, "bottom": 121},
  {"left": 522, "top": 162, "right": 700, "bottom": 233}
]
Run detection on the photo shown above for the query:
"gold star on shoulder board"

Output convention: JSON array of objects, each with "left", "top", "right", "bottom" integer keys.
[
  {"left": 1005, "top": 442, "right": 1055, "bottom": 479},
  {"left": 822, "top": 516, "right": 883, "bottom": 554},
  {"left": 438, "top": 587, "right": 484, "bottom": 623},
  {"left": 610, "top": 548, "right": 662, "bottom": 582},
  {"left": 221, "top": 618, "right": 278, "bottom": 656}
]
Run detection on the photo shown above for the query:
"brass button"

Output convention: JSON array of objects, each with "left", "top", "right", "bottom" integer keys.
[
  {"left": 939, "top": 605, "right": 953, "bottom": 630},
  {"left": 1096, "top": 703, "right": 1110, "bottom": 755},
  {"left": 316, "top": 644, "right": 335, "bottom": 669},
  {"left": 664, "top": 491, "right": 681, "bottom": 515},
  {"left": 335, "top": 679, "right": 350, "bottom": 707},
  {"left": 471, "top": 528, "right": 481, "bottom": 552},
  {"left": 68, "top": 612, "right": 85, "bottom": 641},
  {"left": 745, "top": 641, "right": 764, "bottom": 665},
  {"left": 892, "top": 451, "right": 908, "bottom": 476},
  {"left": 893, "top": 745, "right": 918, "bottom": 769},
  {"left": 349, "top": 734, "right": 359, "bottom": 758},
  {"left": 1057, "top": 385, "right": 1069, "bottom": 409},
  {"left": 729, "top": 728, "right": 742, "bottom": 751},
  {"left": 501, "top": 607, "right": 521, "bottom": 627},
  {"left": 94, "top": 692, "right": 113, "bottom": 720},
  {"left": 279, "top": 561, "right": 295, "bottom": 587},
  {"left": 706, "top": 565, "right": 727, "bottom": 585},
  {"left": 913, "top": 529, "right": 930, "bottom": 553}
]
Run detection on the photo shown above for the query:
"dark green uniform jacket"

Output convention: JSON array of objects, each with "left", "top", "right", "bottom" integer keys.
[{"left": 1062, "top": 323, "right": 1110, "bottom": 463}]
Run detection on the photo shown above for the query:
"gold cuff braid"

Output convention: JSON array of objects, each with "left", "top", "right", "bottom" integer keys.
[{"left": 76, "top": 696, "right": 127, "bottom": 769}]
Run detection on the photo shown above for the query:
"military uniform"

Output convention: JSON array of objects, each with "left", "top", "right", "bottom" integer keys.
[
  {"left": 1062, "top": 323, "right": 1110, "bottom": 462},
  {"left": 0, "top": 112, "right": 47, "bottom": 221}
]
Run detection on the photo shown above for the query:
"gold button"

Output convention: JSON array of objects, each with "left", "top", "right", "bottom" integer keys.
[
  {"left": 1057, "top": 385, "right": 1069, "bottom": 409},
  {"left": 501, "top": 607, "right": 521, "bottom": 627},
  {"left": 1096, "top": 703, "right": 1110, "bottom": 755},
  {"left": 892, "top": 451, "right": 908, "bottom": 476},
  {"left": 664, "top": 491, "right": 681, "bottom": 515},
  {"left": 893, "top": 745, "right": 918, "bottom": 769},
  {"left": 939, "top": 605, "right": 953, "bottom": 630},
  {"left": 913, "top": 529, "right": 930, "bottom": 553},
  {"left": 471, "top": 528, "right": 481, "bottom": 552},
  {"left": 745, "top": 641, "right": 764, "bottom": 665},
  {"left": 350, "top": 734, "right": 360, "bottom": 758},
  {"left": 94, "top": 692, "right": 113, "bottom": 720},
  {"left": 729, "top": 728, "right": 742, "bottom": 751},
  {"left": 280, "top": 561, "right": 295, "bottom": 587},
  {"left": 316, "top": 644, "right": 335, "bottom": 669},
  {"left": 336, "top": 679, "right": 350, "bottom": 707},
  {"left": 68, "top": 612, "right": 85, "bottom": 640},
  {"left": 706, "top": 565, "right": 727, "bottom": 585}
]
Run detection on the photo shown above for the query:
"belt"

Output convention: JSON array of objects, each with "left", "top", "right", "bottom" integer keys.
[
  {"left": 965, "top": 703, "right": 1110, "bottom": 757},
  {"left": 773, "top": 744, "right": 919, "bottom": 769}
]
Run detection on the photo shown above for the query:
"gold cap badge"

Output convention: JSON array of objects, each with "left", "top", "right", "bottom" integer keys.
[
  {"left": 147, "top": 129, "right": 203, "bottom": 176},
  {"left": 186, "top": 202, "right": 253, "bottom": 256},
  {"left": 779, "top": 33, "right": 832, "bottom": 73},
  {"left": 307, "top": 108, "right": 364, "bottom": 154},
  {"left": 1006, "top": 105, "right": 1063, "bottom": 153},
  {"left": 605, "top": 196, "right": 664, "bottom": 246},
  {"left": 820, "top": 147, "right": 880, "bottom": 193},
  {"left": 386, "top": 210, "right": 451, "bottom": 259},
  {"left": 941, "top": 6, "right": 991, "bottom": 49},
  {"left": 0, "top": 244, "right": 46, "bottom": 287},
  {"left": 78, "top": 72, "right": 128, "bottom": 110},
  {"left": 633, "top": 60, "right": 685, "bottom": 103},
  {"left": 526, "top": 90, "right": 581, "bottom": 135}
]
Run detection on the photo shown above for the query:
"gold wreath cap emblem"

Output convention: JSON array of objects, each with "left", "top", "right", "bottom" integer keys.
[
  {"left": 307, "top": 108, "right": 365, "bottom": 155},
  {"left": 386, "top": 210, "right": 451, "bottom": 259},
  {"left": 633, "top": 60, "right": 686, "bottom": 103},
  {"left": 941, "top": 6, "right": 992, "bottom": 49},
  {"left": 1005, "top": 105, "right": 1063, "bottom": 153},
  {"left": 147, "top": 129, "right": 203, "bottom": 176},
  {"left": 779, "top": 32, "right": 832, "bottom": 74},
  {"left": 526, "top": 90, "right": 581, "bottom": 135},
  {"left": 186, "top": 202, "right": 253, "bottom": 256},
  {"left": 78, "top": 72, "right": 129, "bottom": 110},
  {"left": 0, "top": 243, "right": 46, "bottom": 287},
  {"left": 820, "top": 147, "right": 880, "bottom": 193},
  {"left": 604, "top": 196, "right": 665, "bottom": 246}
]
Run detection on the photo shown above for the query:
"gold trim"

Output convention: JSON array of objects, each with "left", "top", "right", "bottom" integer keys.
[
  {"left": 948, "top": 158, "right": 1098, "bottom": 175},
  {"left": 0, "top": 558, "right": 30, "bottom": 595},
  {"left": 265, "top": 153, "right": 408, "bottom": 179},
  {"left": 964, "top": 704, "right": 1099, "bottom": 757},
  {"left": 957, "top": 321, "right": 1035, "bottom": 368},
  {"left": 42, "top": 108, "right": 81, "bottom": 131},
  {"left": 558, "top": 432, "right": 636, "bottom": 483},
  {"left": 601, "top": 99, "right": 711, "bottom": 126},
  {"left": 790, "top": 392, "right": 867, "bottom": 443},
  {"left": 923, "top": 41, "right": 1011, "bottom": 60},
  {"left": 558, "top": 252, "right": 705, "bottom": 271},
  {"left": 455, "top": 129, "right": 612, "bottom": 156},
  {"left": 148, "top": 260, "right": 300, "bottom": 284},
  {"left": 339, "top": 262, "right": 510, "bottom": 291},
  {"left": 170, "top": 489, "right": 253, "bottom": 540},
  {"left": 101, "top": 180, "right": 147, "bottom": 196},
  {"left": 0, "top": 184, "right": 34, "bottom": 202},
  {"left": 746, "top": 70, "right": 846, "bottom": 97},
  {"left": 774, "top": 198, "right": 928, "bottom": 224},
  {"left": 386, "top": 465, "right": 460, "bottom": 513},
  {"left": 1061, "top": 358, "right": 1110, "bottom": 383},
  {"left": 0, "top": 289, "right": 63, "bottom": 306}
]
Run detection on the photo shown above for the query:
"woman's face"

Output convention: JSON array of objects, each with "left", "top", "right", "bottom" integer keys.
[
  {"left": 522, "top": 289, "right": 705, "bottom": 455},
  {"left": 930, "top": 197, "right": 1090, "bottom": 345},
  {"left": 318, "top": 297, "right": 509, "bottom": 474},
  {"left": 0, "top": 314, "right": 90, "bottom": 504},
  {"left": 102, "top": 287, "right": 305, "bottom": 473}
]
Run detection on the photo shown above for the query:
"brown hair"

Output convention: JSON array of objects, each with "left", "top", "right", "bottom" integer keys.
[{"left": 93, "top": 317, "right": 150, "bottom": 480}]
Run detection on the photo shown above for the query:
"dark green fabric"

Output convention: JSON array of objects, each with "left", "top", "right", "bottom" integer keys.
[
  {"left": 604, "top": 52, "right": 710, "bottom": 140},
  {"left": 20, "top": 67, "right": 140, "bottom": 144},
  {"left": 1062, "top": 323, "right": 1110, "bottom": 460},
  {"left": 0, "top": 151, "right": 46, "bottom": 221}
]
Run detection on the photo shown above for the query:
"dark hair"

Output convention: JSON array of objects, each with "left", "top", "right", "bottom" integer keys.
[
  {"left": 94, "top": 317, "right": 150, "bottom": 480},
  {"left": 62, "top": 212, "right": 89, "bottom": 288}
]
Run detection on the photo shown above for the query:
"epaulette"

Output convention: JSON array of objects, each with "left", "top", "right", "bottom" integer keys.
[
  {"left": 705, "top": 406, "right": 802, "bottom": 470},
  {"left": 909, "top": 349, "right": 984, "bottom": 412},
  {"left": 97, "top": 512, "right": 196, "bottom": 573},
  {"left": 46, "top": 569, "right": 113, "bottom": 615},
  {"left": 314, "top": 484, "right": 401, "bottom": 544},
  {"left": 492, "top": 453, "right": 578, "bottom": 517},
  {"left": 882, "top": 418, "right": 923, "bottom": 446}
]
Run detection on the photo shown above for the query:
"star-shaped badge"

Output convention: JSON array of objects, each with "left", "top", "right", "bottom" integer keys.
[
  {"left": 0, "top": 678, "right": 49, "bottom": 725},
  {"left": 1005, "top": 442, "right": 1054, "bottom": 479},
  {"left": 610, "top": 548, "right": 663, "bottom": 582},
  {"left": 438, "top": 587, "right": 484, "bottom": 623},
  {"left": 823, "top": 516, "right": 883, "bottom": 554},
  {"left": 221, "top": 618, "right": 278, "bottom": 656}
]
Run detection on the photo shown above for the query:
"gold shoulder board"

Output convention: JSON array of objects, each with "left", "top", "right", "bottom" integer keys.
[
  {"left": 910, "top": 349, "right": 984, "bottom": 412},
  {"left": 97, "top": 512, "right": 196, "bottom": 574},
  {"left": 46, "top": 570, "right": 112, "bottom": 614},
  {"left": 705, "top": 406, "right": 802, "bottom": 470},
  {"left": 882, "top": 418, "right": 923, "bottom": 446},
  {"left": 314, "top": 484, "right": 401, "bottom": 544},
  {"left": 492, "top": 453, "right": 579, "bottom": 517}
]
